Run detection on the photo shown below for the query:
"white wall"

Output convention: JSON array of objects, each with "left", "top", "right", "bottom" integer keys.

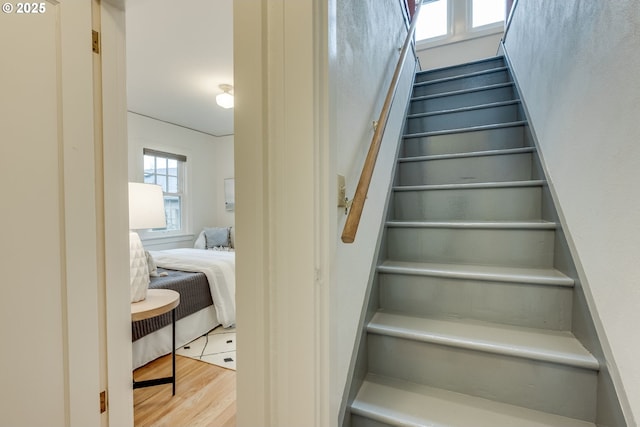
[
  {"left": 504, "top": 1, "right": 640, "bottom": 424},
  {"left": 417, "top": 32, "right": 502, "bottom": 70},
  {"left": 1, "top": 2, "right": 109, "bottom": 425},
  {"left": 127, "top": 112, "right": 234, "bottom": 249},
  {"left": 332, "top": 0, "right": 415, "bottom": 421}
]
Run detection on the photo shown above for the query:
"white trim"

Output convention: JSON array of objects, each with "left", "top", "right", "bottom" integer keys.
[
  {"left": 234, "top": 1, "right": 269, "bottom": 424},
  {"left": 141, "top": 233, "right": 195, "bottom": 250},
  {"left": 60, "top": 1, "right": 103, "bottom": 425},
  {"left": 234, "top": 0, "right": 329, "bottom": 425},
  {"left": 314, "top": 0, "right": 332, "bottom": 425},
  {"left": 417, "top": 24, "right": 502, "bottom": 49},
  {"left": 101, "top": 1, "right": 135, "bottom": 425},
  {"left": 416, "top": 0, "right": 504, "bottom": 51}
]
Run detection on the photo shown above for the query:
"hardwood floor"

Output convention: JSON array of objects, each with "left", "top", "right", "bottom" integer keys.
[{"left": 134, "top": 354, "right": 236, "bottom": 427}]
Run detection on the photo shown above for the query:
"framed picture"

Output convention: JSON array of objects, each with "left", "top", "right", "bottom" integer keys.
[{"left": 224, "top": 178, "right": 235, "bottom": 211}]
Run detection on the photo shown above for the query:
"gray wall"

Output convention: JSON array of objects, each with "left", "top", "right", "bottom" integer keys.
[
  {"left": 331, "top": 0, "right": 415, "bottom": 421},
  {"left": 504, "top": 1, "right": 640, "bottom": 423}
]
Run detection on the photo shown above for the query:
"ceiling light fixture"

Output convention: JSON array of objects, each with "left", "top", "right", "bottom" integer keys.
[{"left": 216, "top": 84, "right": 234, "bottom": 109}]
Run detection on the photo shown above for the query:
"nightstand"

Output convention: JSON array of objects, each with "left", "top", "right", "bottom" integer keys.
[{"left": 131, "top": 289, "right": 180, "bottom": 395}]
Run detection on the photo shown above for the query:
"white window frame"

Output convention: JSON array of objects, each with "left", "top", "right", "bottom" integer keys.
[
  {"left": 416, "top": 0, "right": 505, "bottom": 50},
  {"left": 139, "top": 148, "right": 187, "bottom": 238}
]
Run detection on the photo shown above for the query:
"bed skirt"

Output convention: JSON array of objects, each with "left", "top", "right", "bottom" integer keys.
[{"left": 132, "top": 305, "right": 219, "bottom": 369}]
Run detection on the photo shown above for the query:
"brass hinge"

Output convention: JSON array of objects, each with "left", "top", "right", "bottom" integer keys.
[
  {"left": 99, "top": 390, "right": 107, "bottom": 413},
  {"left": 92, "top": 30, "right": 100, "bottom": 54}
]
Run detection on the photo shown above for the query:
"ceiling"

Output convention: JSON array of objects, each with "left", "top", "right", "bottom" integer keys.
[{"left": 125, "top": 0, "right": 234, "bottom": 137}]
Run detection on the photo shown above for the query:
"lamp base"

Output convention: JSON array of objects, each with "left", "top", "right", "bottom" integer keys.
[{"left": 130, "top": 231, "right": 149, "bottom": 302}]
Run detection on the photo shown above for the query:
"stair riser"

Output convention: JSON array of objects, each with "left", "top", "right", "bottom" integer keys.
[
  {"left": 415, "top": 58, "right": 505, "bottom": 83},
  {"left": 403, "top": 125, "right": 530, "bottom": 157},
  {"left": 412, "top": 70, "right": 510, "bottom": 97},
  {"left": 410, "top": 85, "right": 516, "bottom": 115},
  {"left": 397, "top": 152, "right": 533, "bottom": 186},
  {"left": 406, "top": 104, "right": 522, "bottom": 134},
  {"left": 392, "top": 186, "right": 542, "bottom": 221},
  {"left": 386, "top": 227, "right": 555, "bottom": 268},
  {"left": 350, "top": 414, "right": 393, "bottom": 427},
  {"left": 378, "top": 273, "right": 573, "bottom": 330},
  {"left": 367, "top": 334, "right": 597, "bottom": 421}
]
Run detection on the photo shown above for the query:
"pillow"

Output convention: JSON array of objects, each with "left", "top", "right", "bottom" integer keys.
[
  {"left": 194, "top": 230, "right": 206, "bottom": 249},
  {"left": 204, "top": 227, "right": 231, "bottom": 249}
]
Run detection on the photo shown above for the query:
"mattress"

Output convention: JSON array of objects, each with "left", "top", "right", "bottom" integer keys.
[{"left": 131, "top": 268, "right": 213, "bottom": 341}]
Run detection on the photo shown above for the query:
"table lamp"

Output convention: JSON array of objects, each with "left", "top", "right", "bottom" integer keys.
[{"left": 129, "top": 182, "right": 166, "bottom": 302}]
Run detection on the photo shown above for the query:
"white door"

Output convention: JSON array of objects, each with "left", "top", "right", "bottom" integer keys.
[{"left": 0, "top": 1, "right": 110, "bottom": 426}]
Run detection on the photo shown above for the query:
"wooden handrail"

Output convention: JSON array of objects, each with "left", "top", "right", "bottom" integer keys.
[{"left": 341, "top": 0, "right": 422, "bottom": 243}]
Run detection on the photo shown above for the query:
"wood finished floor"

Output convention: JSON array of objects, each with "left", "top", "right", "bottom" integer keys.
[{"left": 134, "top": 354, "right": 236, "bottom": 427}]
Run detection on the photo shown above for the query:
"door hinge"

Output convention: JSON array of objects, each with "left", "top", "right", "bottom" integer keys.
[
  {"left": 92, "top": 30, "right": 100, "bottom": 54},
  {"left": 99, "top": 390, "right": 107, "bottom": 413}
]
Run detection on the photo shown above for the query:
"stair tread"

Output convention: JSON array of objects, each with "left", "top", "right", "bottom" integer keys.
[
  {"left": 393, "top": 179, "right": 545, "bottom": 191},
  {"left": 404, "top": 121, "right": 527, "bottom": 139},
  {"left": 386, "top": 220, "right": 557, "bottom": 229},
  {"left": 367, "top": 312, "right": 598, "bottom": 370},
  {"left": 407, "top": 99, "right": 521, "bottom": 119},
  {"left": 378, "top": 260, "right": 574, "bottom": 286},
  {"left": 414, "top": 66, "right": 508, "bottom": 87},
  {"left": 411, "top": 81, "right": 514, "bottom": 102},
  {"left": 416, "top": 55, "right": 504, "bottom": 75},
  {"left": 398, "top": 146, "right": 534, "bottom": 163},
  {"left": 416, "top": 55, "right": 504, "bottom": 77},
  {"left": 353, "top": 375, "right": 597, "bottom": 427}
]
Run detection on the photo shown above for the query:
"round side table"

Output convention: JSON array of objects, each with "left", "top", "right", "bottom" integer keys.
[{"left": 131, "top": 289, "right": 180, "bottom": 395}]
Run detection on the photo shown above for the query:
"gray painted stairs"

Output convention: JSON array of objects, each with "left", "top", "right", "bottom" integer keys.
[{"left": 347, "top": 57, "right": 607, "bottom": 427}]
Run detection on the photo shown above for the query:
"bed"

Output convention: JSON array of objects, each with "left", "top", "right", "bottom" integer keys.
[{"left": 132, "top": 247, "right": 235, "bottom": 369}]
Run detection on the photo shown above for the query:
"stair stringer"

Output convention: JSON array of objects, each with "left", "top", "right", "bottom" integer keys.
[
  {"left": 339, "top": 151, "right": 413, "bottom": 427},
  {"left": 505, "top": 50, "right": 627, "bottom": 427}
]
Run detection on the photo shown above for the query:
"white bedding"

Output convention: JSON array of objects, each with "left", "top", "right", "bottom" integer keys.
[{"left": 149, "top": 248, "right": 236, "bottom": 327}]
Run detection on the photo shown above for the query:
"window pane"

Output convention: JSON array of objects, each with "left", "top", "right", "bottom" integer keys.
[
  {"left": 164, "top": 196, "right": 181, "bottom": 231},
  {"left": 156, "top": 157, "right": 167, "bottom": 175},
  {"left": 156, "top": 175, "right": 167, "bottom": 192},
  {"left": 143, "top": 155, "right": 155, "bottom": 172},
  {"left": 472, "top": 0, "right": 505, "bottom": 27},
  {"left": 167, "top": 159, "right": 178, "bottom": 176},
  {"left": 168, "top": 176, "right": 178, "bottom": 193},
  {"left": 143, "top": 155, "right": 155, "bottom": 182},
  {"left": 415, "top": 0, "right": 448, "bottom": 41}
]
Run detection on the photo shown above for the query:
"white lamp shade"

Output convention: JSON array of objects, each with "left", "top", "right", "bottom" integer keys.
[
  {"left": 216, "top": 92, "right": 234, "bottom": 109},
  {"left": 128, "top": 182, "right": 167, "bottom": 230}
]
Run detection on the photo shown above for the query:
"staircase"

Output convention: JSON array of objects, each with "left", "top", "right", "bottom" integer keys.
[{"left": 348, "top": 57, "right": 602, "bottom": 427}]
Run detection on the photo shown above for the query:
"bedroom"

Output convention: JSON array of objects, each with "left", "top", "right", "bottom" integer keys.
[{"left": 125, "top": 0, "right": 237, "bottom": 422}]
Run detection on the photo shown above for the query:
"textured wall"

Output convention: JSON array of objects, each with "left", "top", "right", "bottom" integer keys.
[
  {"left": 332, "top": 0, "right": 415, "bottom": 421},
  {"left": 335, "top": 0, "right": 408, "bottom": 181},
  {"left": 504, "top": 1, "right": 640, "bottom": 423}
]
